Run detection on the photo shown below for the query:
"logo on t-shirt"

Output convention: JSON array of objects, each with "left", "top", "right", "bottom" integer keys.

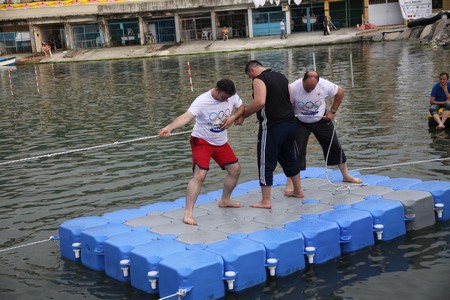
[
  {"left": 298, "top": 100, "right": 322, "bottom": 116},
  {"left": 208, "top": 109, "right": 231, "bottom": 133}
]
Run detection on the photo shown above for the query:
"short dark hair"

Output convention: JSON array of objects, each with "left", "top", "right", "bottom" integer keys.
[
  {"left": 303, "top": 70, "right": 320, "bottom": 81},
  {"left": 245, "top": 60, "right": 263, "bottom": 74},
  {"left": 439, "top": 72, "right": 449, "bottom": 80},
  {"left": 216, "top": 79, "right": 236, "bottom": 96}
]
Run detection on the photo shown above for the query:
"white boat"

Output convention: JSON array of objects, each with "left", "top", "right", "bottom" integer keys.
[{"left": 0, "top": 56, "right": 16, "bottom": 67}]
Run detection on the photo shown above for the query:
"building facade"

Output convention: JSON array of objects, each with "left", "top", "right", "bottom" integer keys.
[{"left": 0, "top": 0, "right": 447, "bottom": 54}]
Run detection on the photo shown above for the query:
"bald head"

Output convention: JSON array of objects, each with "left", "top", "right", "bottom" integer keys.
[{"left": 302, "top": 70, "right": 320, "bottom": 93}]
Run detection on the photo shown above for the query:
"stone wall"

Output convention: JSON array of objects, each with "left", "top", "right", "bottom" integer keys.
[{"left": 383, "top": 16, "right": 450, "bottom": 49}]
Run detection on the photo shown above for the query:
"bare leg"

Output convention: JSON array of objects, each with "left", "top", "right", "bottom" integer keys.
[
  {"left": 433, "top": 113, "right": 445, "bottom": 129},
  {"left": 285, "top": 174, "right": 304, "bottom": 198},
  {"left": 284, "top": 177, "right": 294, "bottom": 196},
  {"left": 251, "top": 185, "right": 272, "bottom": 209},
  {"left": 338, "top": 163, "right": 362, "bottom": 184},
  {"left": 184, "top": 166, "right": 207, "bottom": 225},
  {"left": 219, "top": 162, "right": 244, "bottom": 208},
  {"left": 440, "top": 110, "right": 449, "bottom": 128}
]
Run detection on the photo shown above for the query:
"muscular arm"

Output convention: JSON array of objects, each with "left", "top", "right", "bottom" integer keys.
[
  {"left": 221, "top": 104, "right": 245, "bottom": 129},
  {"left": 159, "top": 111, "right": 194, "bottom": 137},
  {"left": 430, "top": 83, "right": 450, "bottom": 104},
  {"left": 324, "top": 86, "right": 344, "bottom": 120},
  {"left": 430, "top": 96, "right": 440, "bottom": 105},
  {"left": 242, "top": 78, "right": 266, "bottom": 118},
  {"left": 330, "top": 86, "right": 344, "bottom": 111}
]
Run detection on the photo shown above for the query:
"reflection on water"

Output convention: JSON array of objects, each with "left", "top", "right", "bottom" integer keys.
[{"left": 0, "top": 41, "right": 449, "bottom": 299}]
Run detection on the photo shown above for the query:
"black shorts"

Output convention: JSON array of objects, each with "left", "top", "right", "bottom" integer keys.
[{"left": 295, "top": 119, "right": 347, "bottom": 170}]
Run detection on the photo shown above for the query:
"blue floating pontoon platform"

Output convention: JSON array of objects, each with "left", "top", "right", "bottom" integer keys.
[{"left": 58, "top": 167, "right": 449, "bottom": 299}]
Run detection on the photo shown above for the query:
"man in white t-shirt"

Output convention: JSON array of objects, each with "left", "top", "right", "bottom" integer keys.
[
  {"left": 285, "top": 70, "right": 361, "bottom": 192},
  {"left": 159, "top": 79, "right": 245, "bottom": 225}
]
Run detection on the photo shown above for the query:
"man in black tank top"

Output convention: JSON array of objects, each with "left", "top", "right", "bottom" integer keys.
[{"left": 235, "top": 60, "right": 304, "bottom": 209}]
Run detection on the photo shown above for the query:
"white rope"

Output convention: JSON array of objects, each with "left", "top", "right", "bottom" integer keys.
[
  {"left": 0, "top": 130, "right": 193, "bottom": 166},
  {"left": 323, "top": 119, "right": 365, "bottom": 192},
  {"left": 158, "top": 288, "right": 188, "bottom": 300},
  {"left": 0, "top": 236, "right": 58, "bottom": 253},
  {"left": 323, "top": 120, "right": 449, "bottom": 190},
  {"left": 354, "top": 158, "right": 450, "bottom": 171}
]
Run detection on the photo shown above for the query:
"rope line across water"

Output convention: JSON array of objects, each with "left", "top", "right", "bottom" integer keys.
[
  {"left": 0, "top": 236, "right": 59, "bottom": 253},
  {"left": 0, "top": 130, "right": 193, "bottom": 166}
]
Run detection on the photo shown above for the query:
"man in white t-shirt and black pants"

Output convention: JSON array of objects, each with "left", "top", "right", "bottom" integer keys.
[
  {"left": 159, "top": 79, "right": 245, "bottom": 225},
  {"left": 285, "top": 70, "right": 361, "bottom": 192}
]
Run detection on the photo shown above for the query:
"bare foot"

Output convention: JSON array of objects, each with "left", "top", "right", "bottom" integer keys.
[
  {"left": 343, "top": 176, "right": 363, "bottom": 184},
  {"left": 436, "top": 124, "right": 445, "bottom": 130},
  {"left": 183, "top": 213, "right": 197, "bottom": 225},
  {"left": 285, "top": 190, "right": 305, "bottom": 198},
  {"left": 284, "top": 189, "right": 293, "bottom": 196},
  {"left": 219, "top": 199, "right": 244, "bottom": 208},
  {"left": 250, "top": 201, "right": 272, "bottom": 209}
]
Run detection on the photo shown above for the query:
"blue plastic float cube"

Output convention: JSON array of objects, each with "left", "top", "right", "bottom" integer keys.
[
  {"left": 174, "top": 194, "right": 215, "bottom": 205},
  {"left": 301, "top": 167, "right": 327, "bottom": 178},
  {"left": 236, "top": 179, "right": 260, "bottom": 191},
  {"left": 103, "top": 230, "right": 159, "bottom": 281},
  {"left": 352, "top": 195, "right": 406, "bottom": 241},
  {"left": 158, "top": 245, "right": 225, "bottom": 300},
  {"left": 207, "top": 186, "right": 249, "bottom": 200},
  {"left": 247, "top": 228, "right": 305, "bottom": 276},
  {"left": 102, "top": 208, "right": 148, "bottom": 224},
  {"left": 284, "top": 215, "right": 341, "bottom": 264},
  {"left": 318, "top": 169, "right": 361, "bottom": 182},
  {"left": 357, "top": 174, "right": 390, "bottom": 186},
  {"left": 287, "top": 199, "right": 333, "bottom": 216},
  {"left": 382, "top": 190, "right": 436, "bottom": 231},
  {"left": 129, "top": 237, "right": 187, "bottom": 294},
  {"left": 140, "top": 201, "right": 183, "bottom": 213},
  {"left": 58, "top": 216, "right": 109, "bottom": 261},
  {"left": 273, "top": 173, "right": 287, "bottom": 186},
  {"left": 320, "top": 205, "right": 374, "bottom": 253},
  {"left": 376, "top": 177, "right": 422, "bottom": 190},
  {"left": 204, "top": 234, "right": 267, "bottom": 292},
  {"left": 410, "top": 180, "right": 450, "bottom": 221},
  {"left": 79, "top": 223, "right": 134, "bottom": 271}
]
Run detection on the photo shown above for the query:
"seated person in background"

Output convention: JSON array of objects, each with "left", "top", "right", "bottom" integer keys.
[
  {"left": 42, "top": 43, "right": 52, "bottom": 57},
  {"left": 429, "top": 72, "right": 450, "bottom": 130},
  {"left": 222, "top": 26, "right": 229, "bottom": 41}
]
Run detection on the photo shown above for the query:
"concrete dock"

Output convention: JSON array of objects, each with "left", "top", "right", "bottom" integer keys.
[{"left": 13, "top": 26, "right": 405, "bottom": 64}]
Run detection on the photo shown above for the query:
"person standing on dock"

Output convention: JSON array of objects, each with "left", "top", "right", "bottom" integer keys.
[
  {"left": 285, "top": 70, "right": 362, "bottom": 193},
  {"left": 235, "top": 60, "right": 304, "bottom": 209},
  {"left": 429, "top": 71, "right": 450, "bottom": 130},
  {"left": 159, "top": 79, "right": 245, "bottom": 225},
  {"left": 280, "top": 19, "right": 287, "bottom": 39}
]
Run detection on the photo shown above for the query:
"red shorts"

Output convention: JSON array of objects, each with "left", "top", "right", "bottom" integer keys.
[{"left": 190, "top": 136, "right": 238, "bottom": 170}]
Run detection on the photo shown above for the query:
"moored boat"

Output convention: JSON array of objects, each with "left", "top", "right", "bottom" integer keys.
[
  {"left": 407, "top": 11, "right": 449, "bottom": 28},
  {"left": 428, "top": 107, "right": 450, "bottom": 127},
  {"left": 0, "top": 56, "right": 16, "bottom": 67}
]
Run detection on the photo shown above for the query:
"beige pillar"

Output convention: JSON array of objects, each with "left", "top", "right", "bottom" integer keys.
[
  {"left": 285, "top": 5, "right": 291, "bottom": 35},
  {"left": 28, "top": 23, "right": 38, "bottom": 53},
  {"left": 210, "top": 11, "right": 217, "bottom": 40},
  {"left": 138, "top": 16, "right": 145, "bottom": 45},
  {"left": 99, "top": 17, "right": 111, "bottom": 48},
  {"left": 175, "top": 13, "right": 182, "bottom": 43},
  {"left": 63, "top": 22, "right": 73, "bottom": 49},
  {"left": 247, "top": 8, "right": 253, "bottom": 38}
]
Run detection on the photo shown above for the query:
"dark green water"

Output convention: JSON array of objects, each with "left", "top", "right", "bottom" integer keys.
[{"left": 0, "top": 41, "right": 449, "bottom": 299}]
